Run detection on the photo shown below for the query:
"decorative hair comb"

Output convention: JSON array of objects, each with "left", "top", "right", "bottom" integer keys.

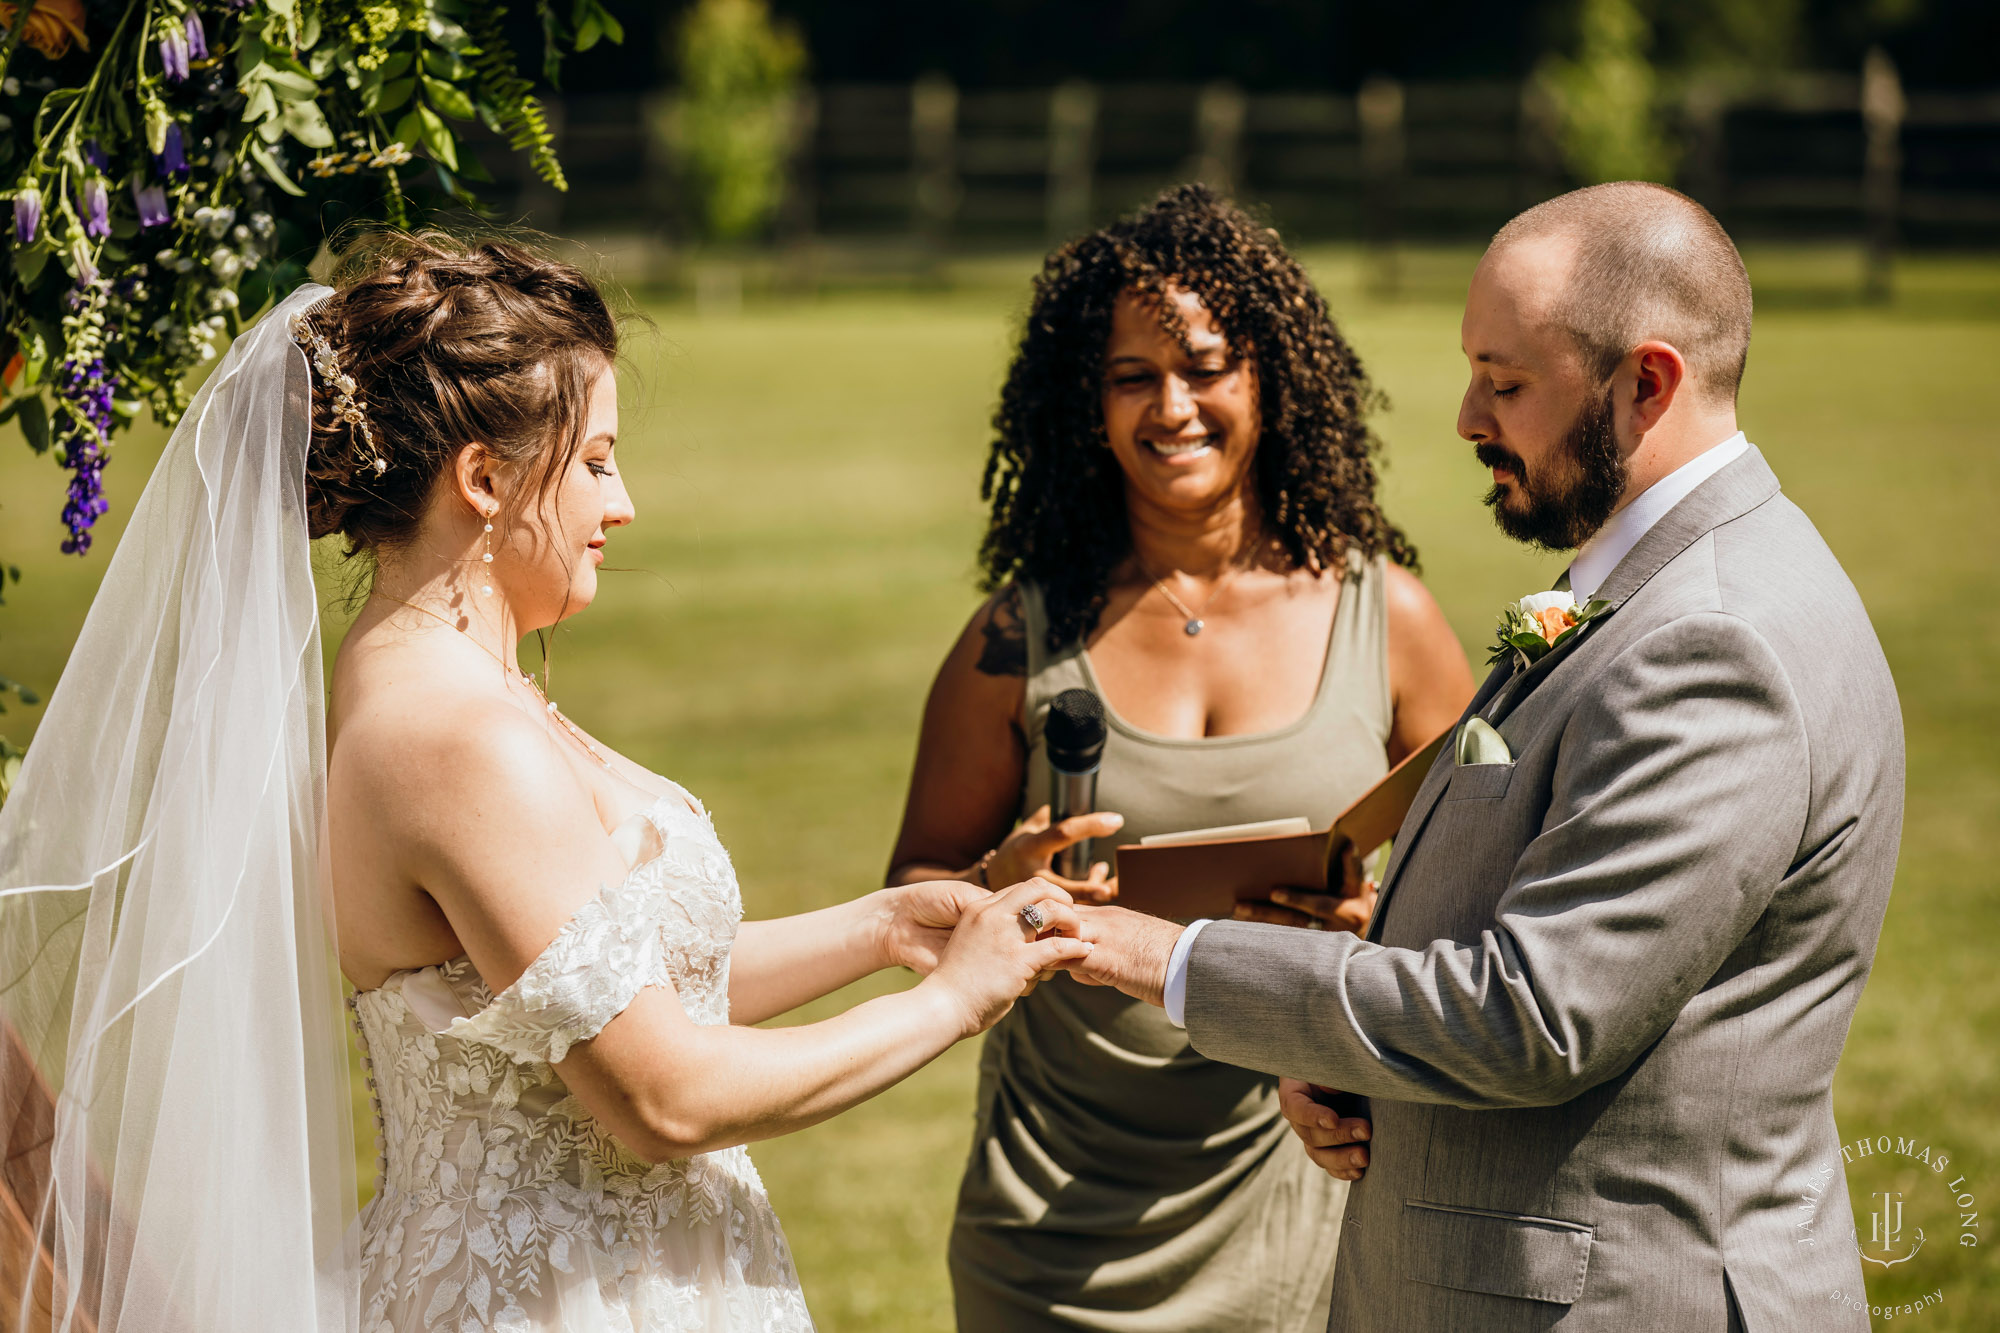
[{"left": 290, "top": 309, "right": 388, "bottom": 476}]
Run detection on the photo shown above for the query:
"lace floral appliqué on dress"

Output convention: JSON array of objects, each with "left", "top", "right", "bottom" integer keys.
[{"left": 351, "top": 787, "right": 815, "bottom": 1332}]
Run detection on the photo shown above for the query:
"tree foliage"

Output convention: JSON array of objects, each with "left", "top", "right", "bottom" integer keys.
[
  {"left": 0, "top": 0, "right": 621, "bottom": 795},
  {"left": 671, "top": 0, "right": 805, "bottom": 244},
  {"left": 1534, "top": 0, "right": 1679, "bottom": 185}
]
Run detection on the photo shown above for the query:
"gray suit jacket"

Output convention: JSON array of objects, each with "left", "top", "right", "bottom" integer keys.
[{"left": 1185, "top": 447, "right": 1903, "bottom": 1332}]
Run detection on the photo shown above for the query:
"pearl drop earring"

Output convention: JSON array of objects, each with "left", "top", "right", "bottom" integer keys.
[{"left": 480, "top": 508, "right": 496, "bottom": 597}]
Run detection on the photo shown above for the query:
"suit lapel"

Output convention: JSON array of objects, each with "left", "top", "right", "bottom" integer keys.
[
  {"left": 1489, "top": 448, "right": 1784, "bottom": 726},
  {"left": 1363, "top": 661, "right": 1512, "bottom": 942},
  {"left": 1364, "top": 446, "right": 1785, "bottom": 942}
]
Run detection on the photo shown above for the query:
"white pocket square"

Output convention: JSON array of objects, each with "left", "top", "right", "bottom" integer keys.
[{"left": 1456, "top": 717, "right": 1513, "bottom": 766}]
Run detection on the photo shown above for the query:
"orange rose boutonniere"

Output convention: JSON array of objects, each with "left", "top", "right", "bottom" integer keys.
[{"left": 1488, "top": 590, "right": 1612, "bottom": 667}]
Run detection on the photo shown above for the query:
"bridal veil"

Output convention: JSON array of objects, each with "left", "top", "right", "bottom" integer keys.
[{"left": 0, "top": 285, "right": 360, "bottom": 1330}]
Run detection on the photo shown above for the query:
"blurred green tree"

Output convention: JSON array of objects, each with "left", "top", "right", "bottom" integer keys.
[
  {"left": 672, "top": 0, "right": 807, "bottom": 243},
  {"left": 1535, "top": 0, "right": 1678, "bottom": 184}
]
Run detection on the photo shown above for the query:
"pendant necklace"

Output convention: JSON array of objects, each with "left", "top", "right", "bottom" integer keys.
[
  {"left": 374, "top": 594, "right": 612, "bottom": 769},
  {"left": 1146, "top": 561, "right": 1240, "bottom": 637}
]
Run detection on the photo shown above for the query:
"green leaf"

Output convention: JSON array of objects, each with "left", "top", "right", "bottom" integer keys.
[
  {"left": 588, "top": 0, "right": 625, "bottom": 46},
  {"left": 422, "top": 75, "right": 476, "bottom": 121},
  {"left": 12, "top": 245, "right": 48, "bottom": 287},
  {"left": 243, "top": 82, "right": 278, "bottom": 124},
  {"left": 421, "top": 48, "right": 467, "bottom": 80},
  {"left": 379, "top": 51, "right": 414, "bottom": 78},
  {"left": 426, "top": 16, "right": 472, "bottom": 51},
  {"left": 15, "top": 396, "right": 49, "bottom": 454},
  {"left": 398, "top": 105, "right": 459, "bottom": 171},
  {"left": 370, "top": 77, "right": 416, "bottom": 113},
  {"left": 298, "top": 8, "right": 322, "bottom": 48},
  {"left": 0, "top": 743, "right": 22, "bottom": 806},
  {"left": 248, "top": 139, "right": 309, "bottom": 196},
  {"left": 260, "top": 68, "right": 321, "bottom": 102},
  {"left": 281, "top": 100, "right": 336, "bottom": 149}
]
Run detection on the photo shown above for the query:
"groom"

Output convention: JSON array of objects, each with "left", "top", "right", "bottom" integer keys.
[{"left": 1067, "top": 182, "right": 1903, "bottom": 1331}]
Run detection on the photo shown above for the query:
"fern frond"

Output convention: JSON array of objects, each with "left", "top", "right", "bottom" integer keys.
[{"left": 465, "top": 4, "right": 568, "bottom": 192}]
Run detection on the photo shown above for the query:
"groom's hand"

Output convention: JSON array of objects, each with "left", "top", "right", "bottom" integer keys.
[
  {"left": 1062, "top": 905, "right": 1182, "bottom": 1007},
  {"left": 1279, "top": 1078, "right": 1371, "bottom": 1181}
]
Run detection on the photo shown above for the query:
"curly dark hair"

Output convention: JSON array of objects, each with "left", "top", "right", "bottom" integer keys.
[{"left": 978, "top": 183, "right": 1417, "bottom": 651}]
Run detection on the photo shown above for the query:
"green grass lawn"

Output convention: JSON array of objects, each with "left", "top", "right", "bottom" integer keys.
[{"left": 2, "top": 245, "right": 1995, "bottom": 1329}]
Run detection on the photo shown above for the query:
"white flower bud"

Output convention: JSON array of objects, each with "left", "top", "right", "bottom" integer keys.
[{"left": 1515, "top": 590, "right": 1577, "bottom": 618}]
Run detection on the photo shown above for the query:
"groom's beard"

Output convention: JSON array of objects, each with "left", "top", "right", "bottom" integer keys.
[{"left": 1476, "top": 385, "right": 1628, "bottom": 552}]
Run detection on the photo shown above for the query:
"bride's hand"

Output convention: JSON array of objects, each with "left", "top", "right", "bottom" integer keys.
[
  {"left": 986, "top": 805, "right": 1124, "bottom": 905},
  {"left": 922, "top": 879, "right": 1092, "bottom": 1038},
  {"left": 878, "top": 880, "right": 989, "bottom": 975}
]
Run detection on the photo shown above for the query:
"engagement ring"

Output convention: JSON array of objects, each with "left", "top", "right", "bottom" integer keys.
[{"left": 1019, "top": 902, "right": 1048, "bottom": 934}]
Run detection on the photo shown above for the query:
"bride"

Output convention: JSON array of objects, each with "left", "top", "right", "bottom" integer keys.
[{"left": 0, "top": 233, "right": 1089, "bottom": 1333}]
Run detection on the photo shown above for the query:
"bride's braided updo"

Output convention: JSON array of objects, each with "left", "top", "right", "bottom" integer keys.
[{"left": 301, "top": 231, "right": 619, "bottom": 549}]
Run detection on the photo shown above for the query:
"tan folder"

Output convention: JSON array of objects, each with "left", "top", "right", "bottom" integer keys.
[{"left": 1111, "top": 726, "right": 1451, "bottom": 921}]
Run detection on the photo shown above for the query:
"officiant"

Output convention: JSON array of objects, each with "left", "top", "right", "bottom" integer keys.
[{"left": 884, "top": 186, "right": 1475, "bottom": 1332}]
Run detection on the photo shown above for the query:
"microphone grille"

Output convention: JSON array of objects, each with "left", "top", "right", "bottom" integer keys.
[{"left": 1045, "top": 688, "right": 1107, "bottom": 769}]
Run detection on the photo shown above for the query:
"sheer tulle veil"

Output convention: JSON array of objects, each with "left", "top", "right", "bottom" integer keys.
[{"left": 0, "top": 284, "right": 360, "bottom": 1330}]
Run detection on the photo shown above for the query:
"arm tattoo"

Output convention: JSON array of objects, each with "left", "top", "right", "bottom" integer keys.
[{"left": 975, "top": 584, "right": 1028, "bottom": 678}]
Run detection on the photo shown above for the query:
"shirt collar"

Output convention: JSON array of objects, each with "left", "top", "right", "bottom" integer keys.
[{"left": 1568, "top": 432, "right": 1749, "bottom": 600}]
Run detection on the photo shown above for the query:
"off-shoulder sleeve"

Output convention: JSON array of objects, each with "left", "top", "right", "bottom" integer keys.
[{"left": 447, "top": 875, "right": 676, "bottom": 1064}]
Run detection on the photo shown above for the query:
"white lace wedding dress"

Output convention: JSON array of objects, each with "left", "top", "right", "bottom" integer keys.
[{"left": 349, "top": 782, "right": 816, "bottom": 1332}]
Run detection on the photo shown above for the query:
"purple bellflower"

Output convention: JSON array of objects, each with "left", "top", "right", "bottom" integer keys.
[
  {"left": 184, "top": 13, "right": 208, "bottom": 61},
  {"left": 132, "top": 180, "right": 170, "bottom": 228},
  {"left": 161, "top": 29, "right": 190, "bottom": 83},
  {"left": 80, "top": 177, "right": 110, "bottom": 238},
  {"left": 83, "top": 140, "right": 109, "bottom": 172},
  {"left": 156, "top": 123, "right": 188, "bottom": 179},
  {"left": 13, "top": 185, "right": 41, "bottom": 244}
]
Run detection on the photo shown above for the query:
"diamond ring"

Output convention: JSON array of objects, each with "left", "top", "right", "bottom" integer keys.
[{"left": 1018, "top": 902, "right": 1048, "bottom": 934}]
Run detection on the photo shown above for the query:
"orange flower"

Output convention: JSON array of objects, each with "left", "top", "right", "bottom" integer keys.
[
  {"left": 0, "top": 0, "right": 90, "bottom": 60},
  {"left": 1533, "top": 605, "right": 1575, "bottom": 643}
]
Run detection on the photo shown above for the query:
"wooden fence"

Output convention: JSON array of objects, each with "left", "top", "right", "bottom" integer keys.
[{"left": 476, "top": 53, "right": 2000, "bottom": 289}]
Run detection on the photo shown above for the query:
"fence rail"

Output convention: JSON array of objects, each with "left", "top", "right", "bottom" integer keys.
[{"left": 475, "top": 55, "right": 2000, "bottom": 289}]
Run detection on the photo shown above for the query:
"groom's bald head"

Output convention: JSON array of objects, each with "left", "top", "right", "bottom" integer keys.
[{"left": 1487, "top": 182, "right": 1752, "bottom": 403}]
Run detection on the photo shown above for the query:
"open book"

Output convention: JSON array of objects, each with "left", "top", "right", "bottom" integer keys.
[{"left": 1111, "top": 726, "right": 1451, "bottom": 921}]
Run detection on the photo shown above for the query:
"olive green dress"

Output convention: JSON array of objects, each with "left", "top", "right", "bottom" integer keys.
[{"left": 949, "top": 552, "right": 1394, "bottom": 1332}]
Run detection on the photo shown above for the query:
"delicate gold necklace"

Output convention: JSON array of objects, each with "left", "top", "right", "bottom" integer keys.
[
  {"left": 373, "top": 594, "right": 612, "bottom": 769},
  {"left": 1142, "top": 561, "right": 1242, "bottom": 637}
]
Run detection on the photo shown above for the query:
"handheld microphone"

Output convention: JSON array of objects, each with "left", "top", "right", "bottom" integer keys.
[{"left": 1045, "top": 688, "right": 1108, "bottom": 880}]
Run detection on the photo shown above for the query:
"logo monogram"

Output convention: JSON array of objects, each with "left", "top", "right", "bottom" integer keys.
[{"left": 1864, "top": 1190, "right": 1925, "bottom": 1266}]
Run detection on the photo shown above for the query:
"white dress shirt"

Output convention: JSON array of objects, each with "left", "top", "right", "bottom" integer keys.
[
  {"left": 1566, "top": 431, "right": 1747, "bottom": 600},
  {"left": 1160, "top": 431, "right": 1752, "bottom": 1029}
]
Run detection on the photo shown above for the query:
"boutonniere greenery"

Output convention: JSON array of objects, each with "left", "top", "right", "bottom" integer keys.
[{"left": 1488, "top": 590, "right": 1613, "bottom": 667}]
